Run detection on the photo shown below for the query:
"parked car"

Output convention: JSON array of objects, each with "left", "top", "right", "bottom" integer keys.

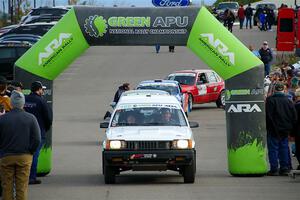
[
  {"left": 167, "top": 69, "right": 225, "bottom": 108},
  {"left": 19, "top": 6, "right": 69, "bottom": 24},
  {"left": 0, "top": 6, "right": 69, "bottom": 36},
  {"left": 136, "top": 80, "right": 191, "bottom": 114},
  {"left": 215, "top": 1, "right": 239, "bottom": 21},
  {"left": 100, "top": 94, "right": 198, "bottom": 184},
  {"left": 0, "top": 41, "right": 32, "bottom": 80}
]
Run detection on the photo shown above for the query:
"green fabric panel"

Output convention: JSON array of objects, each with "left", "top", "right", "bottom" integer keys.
[
  {"left": 15, "top": 8, "right": 90, "bottom": 80},
  {"left": 187, "top": 7, "right": 263, "bottom": 80}
]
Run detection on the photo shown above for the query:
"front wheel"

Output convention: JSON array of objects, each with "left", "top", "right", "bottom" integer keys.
[
  {"left": 216, "top": 90, "right": 225, "bottom": 108},
  {"left": 183, "top": 157, "right": 196, "bottom": 183},
  {"left": 104, "top": 163, "right": 116, "bottom": 184}
]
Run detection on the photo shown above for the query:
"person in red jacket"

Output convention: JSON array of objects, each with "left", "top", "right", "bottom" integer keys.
[{"left": 238, "top": 4, "right": 245, "bottom": 29}]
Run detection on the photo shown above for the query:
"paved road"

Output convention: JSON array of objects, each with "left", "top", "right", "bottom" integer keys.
[{"left": 26, "top": 26, "right": 300, "bottom": 200}]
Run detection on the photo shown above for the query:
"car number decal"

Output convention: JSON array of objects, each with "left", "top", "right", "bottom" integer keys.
[{"left": 197, "top": 85, "right": 207, "bottom": 95}]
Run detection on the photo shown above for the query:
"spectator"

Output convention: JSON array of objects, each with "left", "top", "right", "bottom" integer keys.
[
  {"left": 293, "top": 89, "right": 300, "bottom": 170},
  {"left": 245, "top": 3, "right": 253, "bottom": 29},
  {"left": 237, "top": 4, "right": 245, "bottom": 29},
  {"left": 169, "top": 46, "right": 175, "bottom": 53},
  {"left": 248, "top": 45, "right": 260, "bottom": 58},
  {"left": 259, "top": 10, "right": 267, "bottom": 31},
  {"left": 0, "top": 91, "right": 41, "bottom": 200},
  {"left": 224, "top": 9, "right": 235, "bottom": 32},
  {"left": 266, "top": 82, "right": 298, "bottom": 176},
  {"left": 259, "top": 41, "right": 273, "bottom": 76},
  {"left": 113, "top": 82, "right": 130, "bottom": 104},
  {"left": 0, "top": 76, "right": 12, "bottom": 112},
  {"left": 266, "top": 7, "right": 275, "bottom": 31},
  {"left": 155, "top": 44, "right": 160, "bottom": 53},
  {"left": 266, "top": 71, "right": 281, "bottom": 97},
  {"left": 7, "top": 81, "right": 23, "bottom": 93},
  {"left": 24, "top": 81, "right": 53, "bottom": 184}
]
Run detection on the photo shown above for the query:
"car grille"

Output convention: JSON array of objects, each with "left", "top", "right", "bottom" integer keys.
[{"left": 125, "top": 141, "right": 171, "bottom": 150}]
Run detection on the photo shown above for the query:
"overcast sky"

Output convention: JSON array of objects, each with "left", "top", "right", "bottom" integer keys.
[{"left": 2, "top": 0, "right": 215, "bottom": 10}]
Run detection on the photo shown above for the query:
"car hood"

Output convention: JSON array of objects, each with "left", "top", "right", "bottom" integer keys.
[
  {"left": 106, "top": 126, "right": 192, "bottom": 141},
  {"left": 180, "top": 85, "right": 194, "bottom": 93}
]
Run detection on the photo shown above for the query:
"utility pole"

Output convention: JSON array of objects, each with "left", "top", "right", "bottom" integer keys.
[
  {"left": 10, "top": 0, "right": 14, "bottom": 23},
  {"left": 34, "top": 0, "right": 36, "bottom": 8},
  {"left": 53, "top": 0, "right": 56, "bottom": 7}
]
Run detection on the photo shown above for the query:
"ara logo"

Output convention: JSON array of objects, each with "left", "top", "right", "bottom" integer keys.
[
  {"left": 227, "top": 104, "right": 262, "bottom": 113},
  {"left": 38, "top": 33, "right": 72, "bottom": 66},
  {"left": 200, "top": 33, "right": 235, "bottom": 65}
]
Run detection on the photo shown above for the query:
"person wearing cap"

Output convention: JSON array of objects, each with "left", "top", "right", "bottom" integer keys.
[
  {"left": 292, "top": 89, "right": 300, "bottom": 170},
  {"left": 24, "top": 81, "right": 53, "bottom": 184},
  {"left": 0, "top": 76, "right": 12, "bottom": 112},
  {"left": 113, "top": 82, "right": 130, "bottom": 104},
  {"left": 0, "top": 90, "right": 41, "bottom": 200},
  {"left": 259, "top": 41, "right": 273, "bottom": 77},
  {"left": 266, "top": 82, "right": 298, "bottom": 176}
]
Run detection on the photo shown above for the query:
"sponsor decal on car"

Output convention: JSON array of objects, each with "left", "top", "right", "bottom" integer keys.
[{"left": 118, "top": 103, "right": 180, "bottom": 109}]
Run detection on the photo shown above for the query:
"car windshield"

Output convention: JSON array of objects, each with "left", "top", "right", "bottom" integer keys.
[
  {"left": 217, "top": 3, "right": 238, "bottom": 10},
  {"left": 111, "top": 105, "right": 187, "bottom": 127},
  {"left": 137, "top": 84, "right": 179, "bottom": 95},
  {"left": 167, "top": 73, "right": 196, "bottom": 86}
]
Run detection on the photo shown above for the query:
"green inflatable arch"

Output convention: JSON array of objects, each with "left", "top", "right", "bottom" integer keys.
[{"left": 15, "top": 6, "right": 267, "bottom": 176}]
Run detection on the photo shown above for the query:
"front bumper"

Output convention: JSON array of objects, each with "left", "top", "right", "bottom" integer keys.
[{"left": 103, "top": 149, "right": 195, "bottom": 171}]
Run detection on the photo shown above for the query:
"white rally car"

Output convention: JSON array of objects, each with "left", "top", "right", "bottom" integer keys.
[{"left": 100, "top": 94, "right": 199, "bottom": 184}]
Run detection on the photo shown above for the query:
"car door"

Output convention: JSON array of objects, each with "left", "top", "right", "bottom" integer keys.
[
  {"left": 206, "top": 71, "right": 220, "bottom": 102},
  {"left": 194, "top": 73, "right": 209, "bottom": 103}
]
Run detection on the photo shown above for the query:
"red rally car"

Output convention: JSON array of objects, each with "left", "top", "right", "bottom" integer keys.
[{"left": 167, "top": 69, "right": 225, "bottom": 110}]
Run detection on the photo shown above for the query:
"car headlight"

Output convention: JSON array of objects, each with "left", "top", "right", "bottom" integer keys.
[
  {"left": 172, "top": 139, "right": 194, "bottom": 149},
  {"left": 106, "top": 140, "right": 125, "bottom": 149}
]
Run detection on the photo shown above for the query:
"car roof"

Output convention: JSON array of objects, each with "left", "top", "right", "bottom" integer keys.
[
  {"left": 138, "top": 80, "right": 179, "bottom": 86},
  {"left": 117, "top": 95, "right": 180, "bottom": 106},
  {"left": 121, "top": 89, "right": 169, "bottom": 97},
  {"left": 171, "top": 69, "right": 213, "bottom": 74}
]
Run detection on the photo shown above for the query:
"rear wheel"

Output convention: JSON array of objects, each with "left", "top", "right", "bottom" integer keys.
[{"left": 216, "top": 90, "right": 225, "bottom": 108}]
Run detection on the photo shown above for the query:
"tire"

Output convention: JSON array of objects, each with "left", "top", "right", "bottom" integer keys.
[
  {"left": 216, "top": 90, "right": 225, "bottom": 108},
  {"left": 104, "top": 164, "right": 116, "bottom": 184},
  {"left": 188, "top": 94, "right": 193, "bottom": 113},
  {"left": 183, "top": 156, "right": 196, "bottom": 183}
]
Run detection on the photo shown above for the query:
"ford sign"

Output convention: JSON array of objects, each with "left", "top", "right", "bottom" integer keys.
[{"left": 152, "top": 0, "right": 190, "bottom": 7}]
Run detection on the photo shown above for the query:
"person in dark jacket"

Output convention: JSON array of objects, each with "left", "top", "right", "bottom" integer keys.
[
  {"left": 245, "top": 3, "right": 253, "bottom": 29},
  {"left": 259, "top": 41, "right": 273, "bottom": 76},
  {"left": 224, "top": 9, "right": 235, "bottom": 32},
  {"left": 266, "top": 82, "right": 298, "bottom": 176},
  {"left": 293, "top": 89, "right": 300, "bottom": 170},
  {"left": 113, "top": 83, "right": 130, "bottom": 104},
  {"left": 0, "top": 90, "right": 41, "bottom": 200},
  {"left": 24, "top": 81, "right": 53, "bottom": 184}
]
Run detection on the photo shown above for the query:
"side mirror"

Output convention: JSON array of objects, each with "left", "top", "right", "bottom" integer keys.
[
  {"left": 110, "top": 102, "right": 116, "bottom": 107},
  {"left": 189, "top": 121, "right": 199, "bottom": 128},
  {"left": 100, "top": 121, "right": 109, "bottom": 128}
]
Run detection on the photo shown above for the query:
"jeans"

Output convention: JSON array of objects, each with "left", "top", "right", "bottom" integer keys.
[
  {"left": 29, "top": 139, "right": 44, "bottom": 181},
  {"left": 264, "top": 63, "right": 271, "bottom": 77},
  {"left": 155, "top": 45, "right": 160, "bottom": 53},
  {"left": 267, "top": 135, "right": 290, "bottom": 171},
  {"left": 246, "top": 16, "right": 252, "bottom": 28},
  {"left": 0, "top": 154, "right": 32, "bottom": 200},
  {"left": 239, "top": 18, "right": 244, "bottom": 29}
]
